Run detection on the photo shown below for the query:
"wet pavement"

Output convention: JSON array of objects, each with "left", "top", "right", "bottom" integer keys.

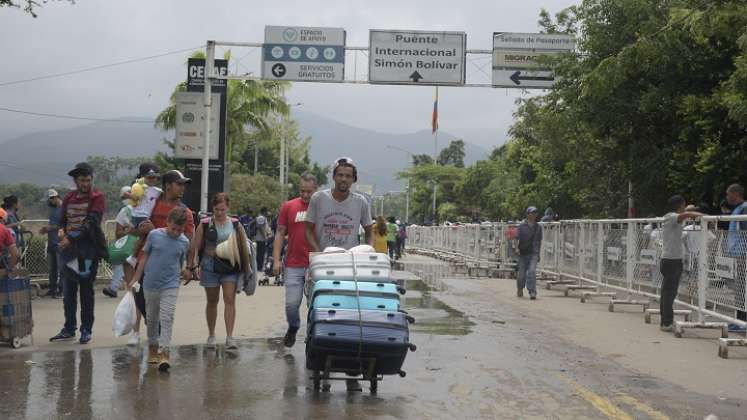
[{"left": 1, "top": 260, "right": 745, "bottom": 419}]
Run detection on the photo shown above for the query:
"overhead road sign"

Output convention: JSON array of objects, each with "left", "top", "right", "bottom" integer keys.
[
  {"left": 262, "top": 26, "right": 346, "bottom": 83},
  {"left": 492, "top": 32, "right": 574, "bottom": 89},
  {"left": 368, "top": 30, "right": 466, "bottom": 86}
]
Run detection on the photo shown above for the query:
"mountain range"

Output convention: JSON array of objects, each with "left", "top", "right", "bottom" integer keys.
[{"left": 0, "top": 111, "right": 491, "bottom": 192}]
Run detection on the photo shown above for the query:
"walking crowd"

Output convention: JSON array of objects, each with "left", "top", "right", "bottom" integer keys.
[{"left": 0, "top": 156, "right": 414, "bottom": 374}]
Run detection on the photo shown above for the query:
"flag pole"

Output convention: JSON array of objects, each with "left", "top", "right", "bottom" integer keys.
[{"left": 432, "top": 86, "right": 439, "bottom": 224}]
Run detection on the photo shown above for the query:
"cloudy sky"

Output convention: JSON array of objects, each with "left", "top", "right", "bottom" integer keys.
[{"left": 0, "top": 0, "right": 577, "bottom": 149}]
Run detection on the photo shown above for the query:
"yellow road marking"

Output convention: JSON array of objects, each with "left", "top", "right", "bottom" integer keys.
[
  {"left": 558, "top": 375, "right": 634, "bottom": 420},
  {"left": 615, "top": 394, "right": 671, "bottom": 420}
]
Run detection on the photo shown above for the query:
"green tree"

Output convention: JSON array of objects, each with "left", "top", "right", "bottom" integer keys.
[
  {"left": 438, "top": 140, "right": 465, "bottom": 167},
  {"left": 1, "top": 0, "right": 74, "bottom": 18}
]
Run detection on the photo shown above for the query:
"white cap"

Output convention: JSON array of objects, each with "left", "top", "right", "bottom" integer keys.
[
  {"left": 47, "top": 189, "right": 59, "bottom": 198},
  {"left": 119, "top": 186, "right": 132, "bottom": 198}
]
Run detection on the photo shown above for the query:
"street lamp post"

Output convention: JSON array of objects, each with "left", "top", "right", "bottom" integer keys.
[{"left": 386, "top": 145, "right": 414, "bottom": 223}]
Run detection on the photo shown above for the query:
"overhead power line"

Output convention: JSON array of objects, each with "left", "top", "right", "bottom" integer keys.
[
  {"left": 0, "top": 45, "right": 203, "bottom": 87},
  {"left": 0, "top": 106, "right": 155, "bottom": 123}
]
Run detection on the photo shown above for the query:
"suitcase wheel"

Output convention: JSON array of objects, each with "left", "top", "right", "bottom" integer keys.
[
  {"left": 398, "top": 370, "right": 407, "bottom": 378},
  {"left": 11, "top": 336, "right": 22, "bottom": 349},
  {"left": 408, "top": 343, "right": 417, "bottom": 352},
  {"left": 397, "top": 287, "right": 407, "bottom": 295},
  {"left": 405, "top": 315, "right": 416, "bottom": 324}
]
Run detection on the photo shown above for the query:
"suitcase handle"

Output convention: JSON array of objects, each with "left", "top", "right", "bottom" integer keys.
[
  {"left": 377, "top": 305, "right": 385, "bottom": 309},
  {"left": 328, "top": 332, "right": 336, "bottom": 336},
  {"left": 397, "top": 309, "right": 409, "bottom": 315},
  {"left": 332, "top": 303, "right": 340, "bottom": 307},
  {"left": 376, "top": 283, "right": 384, "bottom": 287},
  {"left": 327, "top": 309, "right": 336, "bottom": 314},
  {"left": 332, "top": 281, "right": 341, "bottom": 285},
  {"left": 387, "top": 337, "right": 396, "bottom": 342},
  {"left": 372, "top": 270, "right": 380, "bottom": 275},
  {"left": 326, "top": 271, "right": 335, "bottom": 275},
  {"left": 405, "top": 315, "right": 415, "bottom": 324}
]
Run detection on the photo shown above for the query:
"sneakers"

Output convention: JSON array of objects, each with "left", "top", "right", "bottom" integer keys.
[
  {"left": 727, "top": 323, "right": 747, "bottom": 334},
  {"left": 148, "top": 345, "right": 160, "bottom": 364},
  {"left": 158, "top": 350, "right": 170, "bottom": 372},
  {"left": 206, "top": 336, "right": 216, "bottom": 348},
  {"left": 79, "top": 331, "right": 92, "bottom": 344},
  {"left": 126, "top": 255, "right": 138, "bottom": 268},
  {"left": 102, "top": 287, "right": 118, "bottom": 298},
  {"left": 284, "top": 327, "right": 299, "bottom": 348},
  {"left": 127, "top": 331, "right": 140, "bottom": 346},
  {"left": 517, "top": 289, "right": 524, "bottom": 298},
  {"left": 49, "top": 329, "right": 75, "bottom": 342},
  {"left": 226, "top": 336, "right": 238, "bottom": 350},
  {"left": 529, "top": 294, "right": 537, "bottom": 300},
  {"left": 660, "top": 325, "right": 674, "bottom": 332}
]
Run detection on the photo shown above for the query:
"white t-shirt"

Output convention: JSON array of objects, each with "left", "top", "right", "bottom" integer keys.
[
  {"left": 115, "top": 205, "right": 134, "bottom": 227},
  {"left": 132, "top": 185, "right": 162, "bottom": 218}
]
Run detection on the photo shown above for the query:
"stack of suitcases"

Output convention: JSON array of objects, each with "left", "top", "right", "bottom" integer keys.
[{"left": 305, "top": 250, "right": 416, "bottom": 392}]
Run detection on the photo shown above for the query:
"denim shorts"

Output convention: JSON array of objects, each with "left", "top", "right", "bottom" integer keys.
[{"left": 199, "top": 256, "right": 240, "bottom": 288}]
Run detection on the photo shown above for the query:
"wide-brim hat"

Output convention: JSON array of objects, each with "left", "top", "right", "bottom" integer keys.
[
  {"left": 67, "top": 162, "right": 94, "bottom": 178},
  {"left": 215, "top": 231, "right": 240, "bottom": 267}
]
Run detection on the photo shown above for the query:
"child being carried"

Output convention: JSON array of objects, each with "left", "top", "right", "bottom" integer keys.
[{"left": 124, "top": 163, "right": 162, "bottom": 267}]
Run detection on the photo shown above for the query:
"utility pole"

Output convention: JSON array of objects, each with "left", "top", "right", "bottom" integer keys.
[
  {"left": 432, "top": 86, "right": 439, "bottom": 225},
  {"left": 200, "top": 40, "right": 215, "bottom": 215}
]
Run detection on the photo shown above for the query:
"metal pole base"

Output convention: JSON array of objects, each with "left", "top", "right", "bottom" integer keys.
[
  {"left": 563, "top": 285, "right": 597, "bottom": 297},
  {"left": 580, "top": 291, "right": 616, "bottom": 303},
  {"left": 643, "top": 309, "right": 692, "bottom": 324},
  {"left": 718, "top": 338, "right": 747, "bottom": 359},
  {"left": 608, "top": 298, "right": 649, "bottom": 313},
  {"left": 673, "top": 321, "right": 728, "bottom": 339}
]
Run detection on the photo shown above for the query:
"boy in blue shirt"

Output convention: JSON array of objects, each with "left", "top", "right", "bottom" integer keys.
[{"left": 129, "top": 207, "right": 191, "bottom": 371}]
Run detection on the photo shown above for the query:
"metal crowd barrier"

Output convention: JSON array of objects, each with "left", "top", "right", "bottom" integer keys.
[{"left": 408, "top": 216, "right": 747, "bottom": 357}]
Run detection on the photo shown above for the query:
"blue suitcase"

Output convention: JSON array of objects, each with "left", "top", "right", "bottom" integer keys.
[
  {"left": 311, "top": 294, "right": 400, "bottom": 312},
  {"left": 311, "top": 280, "right": 403, "bottom": 301},
  {"left": 306, "top": 315, "right": 416, "bottom": 376},
  {"left": 308, "top": 308, "right": 414, "bottom": 329}
]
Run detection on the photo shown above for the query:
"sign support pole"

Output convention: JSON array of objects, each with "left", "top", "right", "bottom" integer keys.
[{"left": 201, "top": 40, "right": 216, "bottom": 215}]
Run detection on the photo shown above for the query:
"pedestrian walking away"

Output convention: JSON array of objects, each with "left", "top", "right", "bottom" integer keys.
[
  {"left": 254, "top": 207, "right": 272, "bottom": 282},
  {"left": 50, "top": 162, "right": 107, "bottom": 345},
  {"left": 38, "top": 189, "right": 64, "bottom": 298},
  {"left": 273, "top": 173, "right": 318, "bottom": 348},
  {"left": 659, "top": 195, "right": 703, "bottom": 332},
  {"left": 188, "top": 192, "right": 253, "bottom": 350},
  {"left": 372, "top": 216, "right": 389, "bottom": 254},
  {"left": 305, "top": 156, "right": 373, "bottom": 392},
  {"left": 516, "top": 206, "right": 542, "bottom": 300},
  {"left": 725, "top": 184, "right": 747, "bottom": 333},
  {"left": 386, "top": 217, "right": 398, "bottom": 260},
  {"left": 128, "top": 206, "right": 191, "bottom": 371}
]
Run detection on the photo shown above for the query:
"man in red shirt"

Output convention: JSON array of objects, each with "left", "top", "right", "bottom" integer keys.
[
  {"left": 0, "top": 208, "right": 19, "bottom": 272},
  {"left": 273, "top": 173, "right": 318, "bottom": 347},
  {"left": 50, "top": 162, "right": 107, "bottom": 345}
]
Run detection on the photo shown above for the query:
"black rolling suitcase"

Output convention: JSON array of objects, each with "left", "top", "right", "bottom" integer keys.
[{"left": 305, "top": 308, "right": 416, "bottom": 377}]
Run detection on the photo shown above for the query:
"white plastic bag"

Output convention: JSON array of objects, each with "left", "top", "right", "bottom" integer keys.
[{"left": 112, "top": 291, "right": 137, "bottom": 337}]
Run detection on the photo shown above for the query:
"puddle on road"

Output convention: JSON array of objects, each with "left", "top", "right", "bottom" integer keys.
[{"left": 399, "top": 262, "right": 474, "bottom": 336}]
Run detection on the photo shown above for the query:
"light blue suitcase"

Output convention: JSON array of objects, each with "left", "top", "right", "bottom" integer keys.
[
  {"left": 310, "top": 294, "right": 400, "bottom": 312},
  {"left": 310, "top": 280, "right": 403, "bottom": 301}
]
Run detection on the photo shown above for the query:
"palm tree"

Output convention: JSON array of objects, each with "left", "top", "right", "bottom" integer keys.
[{"left": 155, "top": 51, "right": 290, "bottom": 164}]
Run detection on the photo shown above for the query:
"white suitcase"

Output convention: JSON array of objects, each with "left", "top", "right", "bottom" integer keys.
[{"left": 309, "top": 251, "right": 390, "bottom": 268}]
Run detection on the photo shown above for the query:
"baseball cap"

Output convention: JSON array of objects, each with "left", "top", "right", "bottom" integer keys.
[
  {"left": 119, "top": 186, "right": 132, "bottom": 198},
  {"left": 334, "top": 156, "right": 355, "bottom": 170},
  {"left": 138, "top": 162, "right": 161, "bottom": 178},
  {"left": 46, "top": 189, "right": 59, "bottom": 199},
  {"left": 67, "top": 162, "right": 94, "bottom": 178},
  {"left": 526, "top": 206, "right": 538, "bottom": 214},
  {"left": 162, "top": 170, "right": 192, "bottom": 185}
]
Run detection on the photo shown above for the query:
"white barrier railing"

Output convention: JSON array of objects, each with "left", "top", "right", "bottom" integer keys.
[{"left": 408, "top": 216, "right": 747, "bottom": 327}]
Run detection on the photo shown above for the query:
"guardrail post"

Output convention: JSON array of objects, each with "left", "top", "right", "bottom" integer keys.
[
  {"left": 578, "top": 222, "right": 586, "bottom": 279},
  {"left": 596, "top": 222, "right": 604, "bottom": 284},
  {"left": 626, "top": 221, "right": 635, "bottom": 296},
  {"left": 697, "top": 217, "right": 708, "bottom": 323}
]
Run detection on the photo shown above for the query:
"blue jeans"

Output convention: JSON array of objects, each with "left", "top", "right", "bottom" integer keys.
[
  {"left": 517, "top": 255, "right": 538, "bottom": 295},
  {"left": 62, "top": 262, "right": 98, "bottom": 334},
  {"left": 48, "top": 250, "right": 62, "bottom": 294},
  {"left": 285, "top": 267, "right": 307, "bottom": 329},
  {"left": 108, "top": 264, "right": 125, "bottom": 291}
]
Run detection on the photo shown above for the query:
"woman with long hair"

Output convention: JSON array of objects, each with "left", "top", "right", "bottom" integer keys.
[{"left": 372, "top": 216, "right": 389, "bottom": 254}]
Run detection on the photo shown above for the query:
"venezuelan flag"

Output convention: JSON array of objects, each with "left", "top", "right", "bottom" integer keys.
[{"left": 431, "top": 87, "right": 438, "bottom": 134}]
